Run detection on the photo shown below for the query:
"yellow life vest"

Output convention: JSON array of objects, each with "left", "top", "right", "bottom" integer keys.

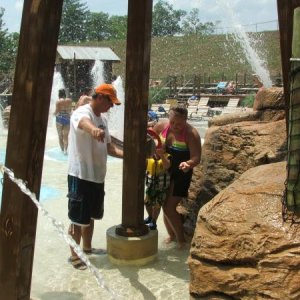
[{"left": 146, "top": 158, "right": 165, "bottom": 176}]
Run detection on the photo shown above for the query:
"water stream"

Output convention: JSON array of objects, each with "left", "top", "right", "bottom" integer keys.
[
  {"left": 217, "top": 0, "right": 273, "bottom": 87},
  {"left": 91, "top": 60, "right": 105, "bottom": 87},
  {"left": 1, "top": 165, "right": 117, "bottom": 299},
  {"left": 107, "top": 76, "right": 125, "bottom": 141}
]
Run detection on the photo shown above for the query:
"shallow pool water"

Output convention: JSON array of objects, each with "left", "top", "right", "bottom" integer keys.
[{"left": 1, "top": 125, "right": 201, "bottom": 300}]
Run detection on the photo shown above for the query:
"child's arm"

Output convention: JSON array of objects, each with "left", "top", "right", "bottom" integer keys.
[
  {"left": 160, "top": 153, "right": 171, "bottom": 170},
  {"left": 156, "top": 147, "right": 170, "bottom": 170}
]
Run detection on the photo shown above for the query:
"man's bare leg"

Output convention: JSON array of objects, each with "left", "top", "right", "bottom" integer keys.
[
  {"left": 82, "top": 219, "right": 94, "bottom": 251},
  {"left": 68, "top": 224, "right": 87, "bottom": 269},
  {"left": 68, "top": 223, "right": 81, "bottom": 257}
]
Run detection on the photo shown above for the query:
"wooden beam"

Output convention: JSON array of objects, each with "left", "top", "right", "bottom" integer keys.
[
  {"left": 0, "top": 1, "right": 63, "bottom": 299},
  {"left": 292, "top": 0, "right": 300, "bottom": 9},
  {"left": 277, "top": 0, "right": 300, "bottom": 129},
  {"left": 116, "top": 0, "right": 153, "bottom": 237}
]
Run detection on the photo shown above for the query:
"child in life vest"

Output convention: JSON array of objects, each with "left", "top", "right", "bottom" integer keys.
[{"left": 144, "top": 142, "right": 171, "bottom": 230}]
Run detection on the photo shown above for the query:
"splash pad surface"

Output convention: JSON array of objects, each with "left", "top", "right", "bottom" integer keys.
[{"left": 1, "top": 123, "right": 192, "bottom": 300}]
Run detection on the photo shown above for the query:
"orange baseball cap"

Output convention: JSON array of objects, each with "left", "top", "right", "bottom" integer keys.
[{"left": 94, "top": 83, "right": 121, "bottom": 105}]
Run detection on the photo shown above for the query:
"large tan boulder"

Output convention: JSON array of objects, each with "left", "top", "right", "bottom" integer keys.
[
  {"left": 253, "top": 87, "right": 285, "bottom": 111},
  {"left": 181, "top": 118, "right": 286, "bottom": 236},
  {"left": 208, "top": 108, "right": 285, "bottom": 126},
  {"left": 199, "top": 119, "right": 286, "bottom": 204},
  {"left": 189, "top": 162, "right": 300, "bottom": 300}
]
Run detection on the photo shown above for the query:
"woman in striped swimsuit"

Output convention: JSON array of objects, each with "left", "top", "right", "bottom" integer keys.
[
  {"left": 154, "top": 106, "right": 201, "bottom": 248},
  {"left": 54, "top": 89, "right": 72, "bottom": 154}
]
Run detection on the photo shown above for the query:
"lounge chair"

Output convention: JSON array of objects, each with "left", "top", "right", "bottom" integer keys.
[
  {"left": 222, "top": 98, "right": 240, "bottom": 114},
  {"left": 188, "top": 97, "right": 210, "bottom": 119},
  {"left": 150, "top": 103, "right": 170, "bottom": 117}
]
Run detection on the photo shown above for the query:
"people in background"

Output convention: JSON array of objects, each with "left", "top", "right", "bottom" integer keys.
[
  {"left": 225, "top": 81, "right": 236, "bottom": 94},
  {"left": 75, "top": 87, "right": 92, "bottom": 109},
  {"left": 147, "top": 110, "right": 159, "bottom": 127},
  {"left": 187, "top": 95, "right": 199, "bottom": 106},
  {"left": 54, "top": 89, "right": 72, "bottom": 154}
]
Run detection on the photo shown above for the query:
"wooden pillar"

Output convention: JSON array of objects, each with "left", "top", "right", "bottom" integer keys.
[
  {"left": 0, "top": 1, "right": 63, "bottom": 299},
  {"left": 116, "top": 0, "right": 153, "bottom": 237},
  {"left": 277, "top": 0, "right": 300, "bottom": 130}
]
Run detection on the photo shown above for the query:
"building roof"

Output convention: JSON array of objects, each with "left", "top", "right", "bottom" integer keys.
[{"left": 56, "top": 45, "right": 120, "bottom": 62}]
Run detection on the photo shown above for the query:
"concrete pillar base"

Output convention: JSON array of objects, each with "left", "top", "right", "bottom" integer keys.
[{"left": 106, "top": 225, "right": 158, "bottom": 266}]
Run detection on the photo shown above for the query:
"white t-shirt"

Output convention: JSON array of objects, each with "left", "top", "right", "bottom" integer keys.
[{"left": 68, "top": 104, "right": 111, "bottom": 183}]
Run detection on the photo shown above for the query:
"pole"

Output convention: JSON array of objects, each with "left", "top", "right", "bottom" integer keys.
[
  {"left": 286, "top": 7, "right": 300, "bottom": 213},
  {"left": 116, "top": 0, "right": 153, "bottom": 237},
  {"left": 0, "top": 1, "right": 63, "bottom": 299}
]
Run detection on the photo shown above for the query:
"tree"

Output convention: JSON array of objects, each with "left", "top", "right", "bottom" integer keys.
[
  {"left": 152, "top": 1, "right": 186, "bottom": 37},
  {"left": 108, "top": 15, "right": 127, "bottom": 40},
  {"left": 181, "top": 8, "right": 218, "bottom": 35},
  {"left": 0, "top": 7, "right": 8, "bottom": 64},
  {"left": 59, "top": 0, "right": 89, "bottom": 43},
  {"left": 181, "top": 8, "right": 202, "bottom": 35},
  {"left": 0, "top": 8, "right": 19, "bottom": 78},
  {"left": 86, "top": 12, "right": 111, "bottom": 41}
]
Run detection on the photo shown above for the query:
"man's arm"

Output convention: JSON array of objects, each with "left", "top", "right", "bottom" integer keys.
[
  {"left": 78, "top": 117, "right": 105, "bottom": 142},
  {"left": 107, "top": 142, "right": 123, "bottom": 158}
]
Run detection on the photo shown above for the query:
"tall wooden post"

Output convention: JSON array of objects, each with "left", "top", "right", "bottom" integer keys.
[
  {"left": 0, "top": 1, "right": 63, "bottom": 299},
  {"left": 277, "top": 0, "right": 300, "bottom": 130},
  {"left": 116, "top": 0, "right": 153, "bottom": 236}
]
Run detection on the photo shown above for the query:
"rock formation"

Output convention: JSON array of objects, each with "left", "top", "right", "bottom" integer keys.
[
  {"left": 181, "top": 87, "right": 287, "bottom": 236},
  {"left": 185, "top": 87, "right": 299, "bottom": 298},
  {"left": 188, "top": 162, "right": 300, "bottom": 300}
]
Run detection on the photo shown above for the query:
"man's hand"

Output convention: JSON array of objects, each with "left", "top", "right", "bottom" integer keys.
[{"left": 91, "top": 128, "right": 105, "bottom": 142}]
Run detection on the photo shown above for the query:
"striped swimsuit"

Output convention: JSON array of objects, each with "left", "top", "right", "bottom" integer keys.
[{"left": 160, "top": 124, "right": 192, "bottom": 197}]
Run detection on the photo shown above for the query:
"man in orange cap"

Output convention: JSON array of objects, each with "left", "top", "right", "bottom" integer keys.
[{"left": 67, "top": 83, "right": 123, "bottom": 270}]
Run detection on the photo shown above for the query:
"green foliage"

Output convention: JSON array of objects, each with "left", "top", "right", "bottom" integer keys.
[
  {"left": 108, "top": 15, "right": 127, "bottom": 40},
  {"left": 59, "top": 0, "right": 89, "bottom": 43},
  {"left": 0, "top": 8, "right": 18, "bottom": 76},
  {"left": 181, "top": 8, "right": 218, "bottom": 35},
  {"left": 148, "top": 86, "right": 170, "bottom": 104},
  {"left": 240, "top": 94, "right": 255, "bottom": 107},
  {"left": 85, "top": 13, "right": 127, "bottom": 41},
  {"left": 152, "top": 1, "right": 186, "bottom": 37},
  {"left": 98, "top": 32, "right": 281, "bottom": 81},
  {"left": 0, "top": 8, "right": 8, "bottom": 57},
  {"left": 86, "top": 12, "right": 110, "bottom": 41}
]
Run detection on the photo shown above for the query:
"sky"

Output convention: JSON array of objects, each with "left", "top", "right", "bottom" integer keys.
[{"left": 1, "top": 0, "right": 278, "bottom": 33}]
